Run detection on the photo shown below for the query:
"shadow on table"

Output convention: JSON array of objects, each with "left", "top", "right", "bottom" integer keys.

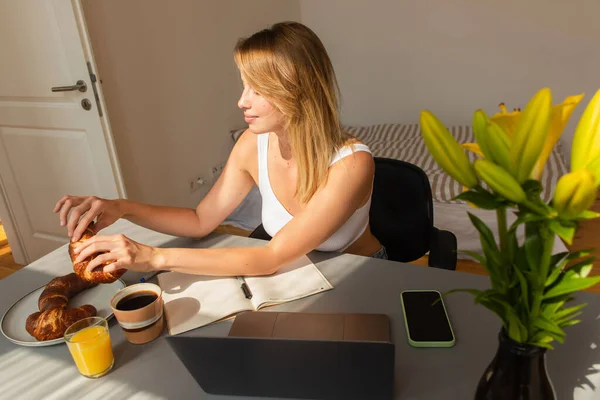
[{"left": 550, "top": 302, "right": 600, "bottom": 399}]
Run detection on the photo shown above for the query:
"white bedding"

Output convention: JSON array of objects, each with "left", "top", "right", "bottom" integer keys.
[{"left": 223, "top": 125, "right": 568, "bottom": 260}]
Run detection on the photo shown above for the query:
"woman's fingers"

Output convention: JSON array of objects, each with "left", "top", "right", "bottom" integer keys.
[
  {"left": 57, "top": 196, "right": 82, "bottom": 227},
  {"left": 84, "top": 251, "right": 119, "bottom": 273},
  {"left": 74, "top": 234, "right": 143, "bottom": 274},
  {"left": 67, "top": 203, "right": 94, "bottom": 239},
  {"left": 101, "top": 261, "right": 126, "bottom": 274},
  {"left": 74, "top": 236, "right": 120, "bottom": 263},
  {"left": 71, "top": 202, "right": 103, "bottom": 242},
  {"left": 52, "top": 197, "right": 66, "bottom": 214}
]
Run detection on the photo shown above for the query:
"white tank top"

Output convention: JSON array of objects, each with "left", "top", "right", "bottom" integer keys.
[{"left": 257, "top": 133, "right": 372, "bottom": 252}]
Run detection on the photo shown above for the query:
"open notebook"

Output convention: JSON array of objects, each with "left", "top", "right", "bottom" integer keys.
[{"left": 157, "top": 255, "right": 333, "bottom": 335}]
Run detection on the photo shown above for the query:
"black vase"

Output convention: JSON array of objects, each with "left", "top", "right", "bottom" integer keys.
[{"left": 475, "top": 329, "right": 556, "bottom": 400}]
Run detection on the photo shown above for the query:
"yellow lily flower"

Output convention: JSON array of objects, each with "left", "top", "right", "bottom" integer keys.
[
  {"left": 553, "top": 169, "right": 597, "bottom": 219},
  {"left": 532, "top": 93, "right": 584, "bottom": 179},
  {"left": 461, "top": 143, "right": 484, "bottom": 158},
  {"left": 490, "top": 103, "right": 521, "bottom": 137},
  {"left": 462, "top": 94, "right": 584, "bottom": 180},
  {"left": 571, "top": 89, "right": 600, "bottom": 173}
]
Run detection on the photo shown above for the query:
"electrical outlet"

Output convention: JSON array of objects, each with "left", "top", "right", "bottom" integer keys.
[{"left": 189, "top": 176, "right": 207, "bottom": 193}]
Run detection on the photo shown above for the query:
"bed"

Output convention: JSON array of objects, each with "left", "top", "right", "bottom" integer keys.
[{"left": 222, "top": 124, "right": 569, "bottom": 259}]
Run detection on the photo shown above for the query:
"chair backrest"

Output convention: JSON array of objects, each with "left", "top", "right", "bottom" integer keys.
[{"left": 369, "top": 157, "right": 434, "bottom": 262}]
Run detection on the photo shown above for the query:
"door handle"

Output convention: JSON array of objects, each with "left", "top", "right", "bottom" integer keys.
[{"left": 51, "top": 80, "right": 87, "bottom": 93}]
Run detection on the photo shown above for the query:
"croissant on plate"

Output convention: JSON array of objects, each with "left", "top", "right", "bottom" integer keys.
[
  {"left": 26, "top": 305, "right": 97, "bottom": 341},
  {"left": 69, "top": 222, "right": 126, "bottom": 284},
  {"left": 25, "top": 273, "right": 97, "bottom": 341}
]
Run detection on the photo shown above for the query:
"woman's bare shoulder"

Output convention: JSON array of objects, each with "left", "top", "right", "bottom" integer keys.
[{"left": 230, "top": 129, "right": 259, "bottom": 168}]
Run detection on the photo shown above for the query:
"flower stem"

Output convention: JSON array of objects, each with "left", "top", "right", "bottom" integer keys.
[
  {"left": 531, "top": 224, "right": 555, "bottom": 318},
  {"left": 496, "top": 207, "right": 508, "bottom": 254}
]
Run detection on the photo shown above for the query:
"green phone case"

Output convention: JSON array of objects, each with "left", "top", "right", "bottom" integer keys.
[{"left": 400, "top": 289, "right": 456, "bottom": 348}]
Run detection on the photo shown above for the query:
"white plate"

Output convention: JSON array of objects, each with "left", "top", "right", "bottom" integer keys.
[{"left": 1, "top": 278, "right": 126, "bottom": 347}]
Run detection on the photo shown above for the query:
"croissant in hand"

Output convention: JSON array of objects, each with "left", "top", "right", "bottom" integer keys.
[
  {"left": 69, "top": 222, "right": 126, "bottom": 284},
  {"left": 25, "top": 273, "right": 97, "bottom": 341}
]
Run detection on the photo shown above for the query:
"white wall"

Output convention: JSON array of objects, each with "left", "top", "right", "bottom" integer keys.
[
  {"left": 82, "top": 0, "right": 300, "bottom": 207},
  {"left": 300, "top": 0, "right": 600, "bottom": 164}
]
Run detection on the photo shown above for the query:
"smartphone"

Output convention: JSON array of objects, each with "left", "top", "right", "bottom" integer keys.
[{"left": 400, "top": 290, "right": 455, "bottom": 348}]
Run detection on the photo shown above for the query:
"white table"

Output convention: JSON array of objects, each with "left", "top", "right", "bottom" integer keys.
[{"left": 1, "top": 220, "right": 598, "bottom": 400}]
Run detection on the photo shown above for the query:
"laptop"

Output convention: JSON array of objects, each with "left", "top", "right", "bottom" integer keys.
[{"left": 166, "top": 311, "right": 395, "bottom": 399}]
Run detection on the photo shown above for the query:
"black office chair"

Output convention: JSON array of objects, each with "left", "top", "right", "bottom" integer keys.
[
  {"left": 250, "top": 157, "right": 457, "bottom": 270},
  {"left": 369, "top": 157, "right": 457, "bottom": 270}
]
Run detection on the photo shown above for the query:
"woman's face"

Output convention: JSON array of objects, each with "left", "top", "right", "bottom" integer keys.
[{"left": 237, "top": 75, "right": 285, "bottom": 134}]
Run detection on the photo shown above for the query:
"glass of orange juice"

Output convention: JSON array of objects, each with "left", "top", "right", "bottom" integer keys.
[{"left": 64, "top": 316, "right": 114, "bottom": 378}]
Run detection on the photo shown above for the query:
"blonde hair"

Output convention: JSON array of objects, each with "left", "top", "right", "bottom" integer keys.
[{"left": 234, "top": 21, "right": 350, "bottom": 204}]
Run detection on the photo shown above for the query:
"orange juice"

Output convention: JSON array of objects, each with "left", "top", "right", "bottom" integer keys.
[{"left": 65, "top": 318, "right": 114, "bottom": 378}]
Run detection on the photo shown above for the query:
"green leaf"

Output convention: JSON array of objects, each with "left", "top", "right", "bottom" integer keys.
[
  {"left": 513, "top": 267, "right": 530, "bottom": 312},
  {"left": 544, "top": 276, "right": 600, "bottom": 299},
  {"left": 574, "top": 210, "right": 600, "bottom": 220},
  {"left": 509, "top": 212, "right": 548, "bottom": 233},
  {"left": 553, "top": 303, "right": 587, "bottom": 324},
  {"left": 540, "top": 330, "right": 565, "bottom": 344},
  {"left": 479, "top": 292, "right": 527, "bottom": 341},
  {"left": 454, "top": 190, "right": 506, "bottom": 209},
  {"left": 548, "top": 219, "right": 576, "bottom": 245},
  {"left": 531, "top": 341, "right": 555, "bottom": 350},
  {"left": 444, "top": 288, "right": 484, "bottom": 298},
  {"left": 468, "top": 212, "right": 506, "bottom": 286},
  {"left": 549, "top": 251, "right": 569, "bottom": 269},
  {"left": 545, "top": 267, "right": 563, "bottom": 287},
  {"left": 564, "top": 256, "right": 597, "bottom": 278},
  {"left": 559, "top": 319, "right": 581, "bottom": 328},
  {"left": 468, "top": 212, "right": 502, "bottom": 256},
  {"left": 480, "top": 242, "right": 505, "bottom": 288},
  {"left": 524, "top": 234, "right": 542, "bottom": 275},
  {"left": 467, "top": 213, "right": 498, "bottom": 250},
  {"left": 541, "top": 294, "right": 573, "bottom": 319},
  {"left": 477, "top": 299, "right": 508, "bottom": 326},
  {"left": 565, "top": 249, "right": 595, "bottom": 262},
  {"left": 531, "top": 331, "right": 555, "bottom": 343},
  {"left": 507, "top": 228, "right": 519, "bottom": 265},
  {"left": 475, "top": 292, "right": 511, "bottom": 326},
  {"left": 516, "top": 245, "right": 531, "bottom": 272},
  {"left": 549, "top": 249, "right": 595, "bottom": 272},
  {"left": 533, "top": 315, "right": 565, "bottom": 341},
  {"left": 529, "top": 330, "right": 559, "bottom": 348},
  {"left": 457, "top": 250, "right": 487, "bottom": 265},
  {"left": 506, "top": 308, "right": 527, "bottom": 342}
]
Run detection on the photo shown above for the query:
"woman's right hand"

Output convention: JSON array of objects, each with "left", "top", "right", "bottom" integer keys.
[{"left": 53, "top": 195, "right": 123, "bottom": 242}]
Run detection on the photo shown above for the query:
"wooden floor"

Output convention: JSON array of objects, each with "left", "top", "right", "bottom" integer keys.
[{"left": 1, "top": 195, "right": 599, "bottom": 294}]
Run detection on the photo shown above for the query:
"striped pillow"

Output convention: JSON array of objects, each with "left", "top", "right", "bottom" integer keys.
[{"left": 346, "top": 124, "right": 568, "bottom": 204}]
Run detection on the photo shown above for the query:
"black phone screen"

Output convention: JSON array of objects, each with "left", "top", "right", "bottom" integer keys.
[{"left": 401, "top": 291, "right": 454, "bottom": 342}]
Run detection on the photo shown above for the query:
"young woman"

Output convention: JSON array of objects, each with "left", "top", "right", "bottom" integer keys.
[{"left": 55, "top": 22, "right": 386, "bottom": 278}]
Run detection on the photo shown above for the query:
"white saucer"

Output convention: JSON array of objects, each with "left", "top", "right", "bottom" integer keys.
[{"left": 1, "top": 278, "right": 126, "bottom": 347}]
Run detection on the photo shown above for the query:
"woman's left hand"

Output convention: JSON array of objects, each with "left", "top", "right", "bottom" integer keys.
[{"left": 73, "top": 234, "right": 159, "bottom": 274}]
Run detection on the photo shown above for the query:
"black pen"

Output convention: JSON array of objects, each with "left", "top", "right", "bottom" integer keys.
[{"left": 237, "top": 276, "right": 253, "bottom": 299}]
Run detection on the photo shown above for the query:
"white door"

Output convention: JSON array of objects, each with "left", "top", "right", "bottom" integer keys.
[{"left": 0, "top": 0, "right": 125, "bottom": 265}]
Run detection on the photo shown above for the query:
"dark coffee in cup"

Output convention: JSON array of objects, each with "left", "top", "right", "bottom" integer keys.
[
  {"left": 116, "top": 291, "right": 158, "bottom": 311},
  {"left": 110, "top": 283, "right": 164, "bottom": 344}
]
